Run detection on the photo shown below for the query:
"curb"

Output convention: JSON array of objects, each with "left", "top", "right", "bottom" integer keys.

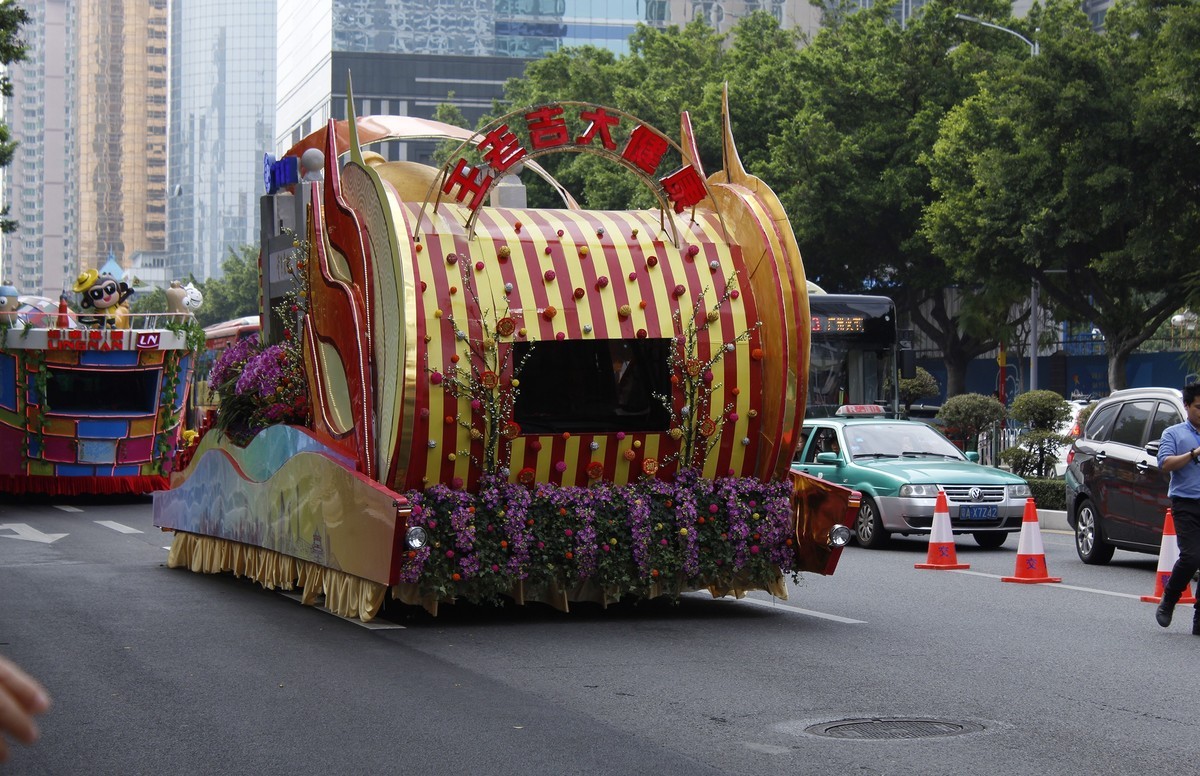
[{"left": 1038, "top": 509, "right": 1070, "bottom": 533}]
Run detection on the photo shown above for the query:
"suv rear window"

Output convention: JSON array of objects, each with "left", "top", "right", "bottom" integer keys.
[
  {"left": 1149, "top": 402, "right": 1182, "bottom": 443},
  {"left": 1109, "top": 400, "right": 1154, "bottom": 447},
  {"left": 1084, "top": 402, "right": 1119, "bottom": 442}
]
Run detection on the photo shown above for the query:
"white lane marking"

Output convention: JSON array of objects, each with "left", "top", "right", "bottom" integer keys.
[
  {"left": 53, "top": 505, "right": 84, "bottom": 513},
  {"left": 277, "top": 591, "right": 406, "bottom": 630},
  {"left": 737, "top": 595, "right": 867, "bottom": 624},
  {"left": 0, "top": 523, "right": 68, "bottom": 543},
  {"left": 94, "top": 520, "right": 143, "bottom": 535},
  {"left": 954, "top": 569, "right": 1142, "bottom": 599}
]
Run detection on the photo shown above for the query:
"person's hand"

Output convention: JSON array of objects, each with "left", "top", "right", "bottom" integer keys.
[{"left": 0, "top": 654, "right": 51, "bottom": 762}]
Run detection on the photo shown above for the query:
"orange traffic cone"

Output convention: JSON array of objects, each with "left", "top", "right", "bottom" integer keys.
[
  {"left": 1140, "top": 508, "right": 1196, "bottom": 604},
  {"left": 56, "top": 294, "right": 69, "bottom": 328},
  {"left": 915, "top": 491, "right": 970, "bottom": 570},
  {"left": 1002, "top": 498, "right": 1062, "bottom": 584}
]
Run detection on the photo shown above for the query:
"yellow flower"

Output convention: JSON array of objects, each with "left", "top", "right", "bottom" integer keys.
[
  {"left": 679, "top": 528, "right": 688, "bottom": 536},
  {"left": 609, "top": 538, "right": 618, "bottom": 545}
]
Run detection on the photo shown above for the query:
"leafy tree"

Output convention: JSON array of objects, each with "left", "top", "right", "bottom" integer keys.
[
  {"left": 754, "top": 0, "right": 1024, "bottom": 397},
  {"left": 194, "top": 244, "right": 260, "bottom": 327},
  {"left": 999, "top": 389, "right": 1071, "bottom": 477},
  {"left": 431, "top": 93, "right": 469, "bottom": 169},
  {"left": 129, "top": 287, "right": 166, "bottom": 315},
  {"left": 926, "top": 0, "right": 1200, "bottom": 391},
  {"left": 898, "top": 366, "right": 940, "bottom": 415},
  {"left": 0, "top": 0, "right": 30, "bottom": 233},
  {"left": 936, "top": 392, "right": 1005, "bottom": 451}
]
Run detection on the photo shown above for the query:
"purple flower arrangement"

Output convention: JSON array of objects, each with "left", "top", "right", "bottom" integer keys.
[
  {"left": 208, "top": 334, "right": 310, "bottom": 444},
  {"left": 399, "top": 471, "right": 799, "bottom": 604}
]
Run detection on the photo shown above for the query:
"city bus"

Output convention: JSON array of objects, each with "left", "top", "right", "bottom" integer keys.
[
  {"left": 185, "top": 315, "right": 260, "bottom": 432},
  {"left": 807, "top": 289, "right": 906, "bottom": 418}
]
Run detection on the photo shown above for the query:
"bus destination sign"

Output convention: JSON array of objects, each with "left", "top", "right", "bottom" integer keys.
[{"left": 811, "top": 314, "right": 866, "bottom": 334}]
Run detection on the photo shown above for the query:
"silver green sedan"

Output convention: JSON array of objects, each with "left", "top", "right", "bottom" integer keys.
[{"left": 791, "top": 412, "right": 1032, "bottom": 549}]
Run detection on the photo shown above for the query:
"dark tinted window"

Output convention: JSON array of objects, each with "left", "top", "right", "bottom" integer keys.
[
  {"left": 1085, "top": 403, "right": 1120, "bottom": 442},
  {"left": 1109, "top": 400, "right": 1154, "bottom": 447},
  {"left": 1149, "top": 402, "right": 1182, "bottom": 444},
  {"left": 512, "top": 338, "right": 671, "bottom": 433},
  {"left": 46, "top": 367, "right": 160, "bottom": 414}
]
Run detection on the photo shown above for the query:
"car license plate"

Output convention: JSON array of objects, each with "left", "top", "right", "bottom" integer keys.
[{"left": 959, "top": 505, "right": 998, "bottom": 519}]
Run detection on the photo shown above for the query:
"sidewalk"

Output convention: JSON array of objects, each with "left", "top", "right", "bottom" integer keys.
[{"left": 1038, "top": 509, "right": 1070, "bottom": 533}]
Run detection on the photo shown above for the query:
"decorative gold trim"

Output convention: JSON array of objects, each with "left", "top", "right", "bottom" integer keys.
[{"left": 166, "top": 532, "right": 386, "bottom": 621}]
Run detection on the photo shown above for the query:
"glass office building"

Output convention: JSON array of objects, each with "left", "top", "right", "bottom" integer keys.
[
  {"left": 168, "top": 0, "right": 277, "bottom": 283},
  {"left": 277, "top": 0, "right": 820, "bottom": 155}
]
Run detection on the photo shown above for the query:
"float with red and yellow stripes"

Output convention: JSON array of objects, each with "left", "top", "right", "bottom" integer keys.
[{"left": 154, "top": 88, "right": 858, "bottom": 619}]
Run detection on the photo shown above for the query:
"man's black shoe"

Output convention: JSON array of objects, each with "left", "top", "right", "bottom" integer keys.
[
  {"left": 1192, "top": 610, "right": 1200, "bottom": 636},
  {"left": 1157, "top": 599, "right": 1177, "bottom": 628}
]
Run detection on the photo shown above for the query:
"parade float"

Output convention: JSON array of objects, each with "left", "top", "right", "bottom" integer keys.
[
  {"left": 153, "top": 87, "right": 858, "bottom": 620},
  {"left": 0, "top": 277, "right": 202, "bottom": 496}
]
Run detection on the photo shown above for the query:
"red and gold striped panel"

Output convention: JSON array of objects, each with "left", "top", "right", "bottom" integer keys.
[{"left": 388, "top": 202, "right": 766, "bottom": 489}]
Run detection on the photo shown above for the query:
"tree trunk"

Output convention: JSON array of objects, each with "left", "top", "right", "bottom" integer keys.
[
  {"left": 943, "top": 351, "right": 970, "bottom": 399},
  {"left": 1108, "top": 347, "right": 1131, "bottom": 393}
]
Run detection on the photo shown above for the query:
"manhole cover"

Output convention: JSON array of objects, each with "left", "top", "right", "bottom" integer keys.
[{"left": 805, "top": 718, "right": 984, "bottom": 740}]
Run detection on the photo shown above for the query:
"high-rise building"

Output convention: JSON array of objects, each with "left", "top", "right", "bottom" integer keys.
[
  {"left": 3, "top": 0, "right": 70, "bottom": 297},
  {"left": 4, "top": 0, "right": 178, "bottom": 296},
  {"left": 276, "top": 0, "right": 822, "bottom": 160},
  {"left": 168, "top": 0, "right": 277, "bottom": 283},
  {"left": 75, "top": 0, "right": 170, "bottom": 280}
]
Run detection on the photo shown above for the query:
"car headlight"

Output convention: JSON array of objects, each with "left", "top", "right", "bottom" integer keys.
[
  {"left": 899, "top": 484, "right": 940, "bottom": 497},
  {"left": 828, "top": 524, "right": 851, "bottom": 547},
  {"left": 1008, "top": 483, "right": 1032, "bottom": 498},
  {"left": 405, "top": 526, "right": 428, "bottom": 550}
]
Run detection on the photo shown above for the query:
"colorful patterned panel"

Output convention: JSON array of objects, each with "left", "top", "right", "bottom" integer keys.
[
  {"left": 81, "top": 350, "right": 140, "bottom": 367},
  {"left": 154, "top": 441, "right": 403, "bottom": 586},
  {"left": 117, "top": 436, "right": 155, "bottom": 464},
  {"left": 43, "top": 417, "right": 76, "bottom": 437},
  {"left": 129, "top": 417, "right": 157, "bottom": 437},
  {"left": 0, "top": 424, "right": 23, "bottom": 475},
  {"left": 40, "top": 436, "right": 76, "bottom": 463},
  {"left": 78, "top": 419, "right": 131, "bottom": 438},
  {"left": 0, "top": 352, "right": 14, "bottom": 411},
  {"left": 78, "top": 439, "right": 117, "bottom": 464}
]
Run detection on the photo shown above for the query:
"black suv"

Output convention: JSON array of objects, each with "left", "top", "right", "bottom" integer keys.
[{"left": 1064, "top": 387, "right": 1181, "bottom": 564}]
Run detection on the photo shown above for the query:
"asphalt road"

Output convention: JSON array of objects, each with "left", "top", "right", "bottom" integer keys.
[{"left": 1, "top": 496, "right": 1195, "bottom": 775}]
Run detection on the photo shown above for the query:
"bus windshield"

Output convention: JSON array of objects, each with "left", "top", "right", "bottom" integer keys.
[{"left": 807, "top": 294, "right": 900, "bottom": 418}]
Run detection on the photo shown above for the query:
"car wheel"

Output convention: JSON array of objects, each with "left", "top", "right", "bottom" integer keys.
[
  {"left": 1074, "top": 498, "right": 1115, "bottom": 565},
  {"left": 972, "top": 531, "right": 1008, "bottom": 549},
  {"left": 854, "top": 497, "right": 890, "bottom": 549}
]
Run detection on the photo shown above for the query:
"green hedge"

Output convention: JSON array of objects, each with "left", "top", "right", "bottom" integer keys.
[{"left": 1027, "top": 477, "right": 1066, "bottom": 511}]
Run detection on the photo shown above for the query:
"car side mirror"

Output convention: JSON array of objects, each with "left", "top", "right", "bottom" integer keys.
[
  {"left": 966, "top": 451, "right": 980, "bottom": 462},
  {"left": 1145, "top": 440, "right": 1160, "bottom": 456},
  {"left": 815, "top": 452, "right": 843, "bottom": 466}
]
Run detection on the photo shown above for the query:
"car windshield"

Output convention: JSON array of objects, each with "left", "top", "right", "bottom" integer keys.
[{"left": 843, "top": 423, "right": 966, "bottom": 462}]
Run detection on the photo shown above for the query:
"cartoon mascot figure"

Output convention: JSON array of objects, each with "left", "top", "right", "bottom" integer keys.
[
  {"left": 0, "top": 283, "right": 21, "bottom": 327},
  {"left": 73, "top": 269, "right": 134, "bottom": 328},
  {"left": 165, "top": 280, "right": 204, "bottom": 316}
]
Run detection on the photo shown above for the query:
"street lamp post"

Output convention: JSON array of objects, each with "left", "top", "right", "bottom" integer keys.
[{"left": 953, "top": 13, "right": 1041, "bottom": 390}]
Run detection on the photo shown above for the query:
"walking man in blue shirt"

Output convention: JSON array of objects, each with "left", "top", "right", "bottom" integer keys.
[{"left": 1155, "top": 383, "right": 1200, "bottom": 633}]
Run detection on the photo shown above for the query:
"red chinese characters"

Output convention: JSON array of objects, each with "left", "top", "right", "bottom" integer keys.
[
  {"left": 621, "top": 125, "right": 669, "bottom": 175},
  {"left": 442, "top": 158, "right": 494, "bottom": 211},
  {"left": 479, "top": 124, "right": 527, "bottom": 173},
  {"left": 575, "top": 106, "right": 619, "bottom": 150},
  {"left": 444, "top": 102, "right": 707, "bottom": 215},
  {"left": 660, "top": 165, "right": 707, "bottom": 213},
  {"left": 47, "top": 328, "right": 127, "bottom": 351},
  {"left": 526, "top": 105, "right": 570, "bottom": 150}
]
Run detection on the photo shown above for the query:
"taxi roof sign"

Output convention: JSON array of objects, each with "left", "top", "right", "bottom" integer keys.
[{"left": 835, "top": 404, "right": 887, "bottom": 416}]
